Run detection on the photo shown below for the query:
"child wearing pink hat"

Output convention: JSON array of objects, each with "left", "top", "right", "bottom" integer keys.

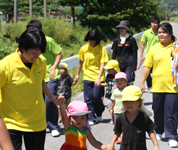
[
  {"left": 110, "top": 72, "right": 127, "bottom": 144},
  {"left": 59, "top": 100, "right": 107, "bottom": 150}
]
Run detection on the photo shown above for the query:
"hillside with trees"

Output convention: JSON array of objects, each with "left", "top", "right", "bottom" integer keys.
[{"left": 152, "top": 0, "right": 178, "bottom": 22}]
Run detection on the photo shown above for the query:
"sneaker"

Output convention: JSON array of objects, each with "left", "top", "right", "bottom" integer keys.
[
  {"left": 116, "top": 137, "right": 122, "bottom": 144},
  {"left": 109, "top": 120, "right": 114, "bottom": 125},
  {"left": 168, "top": 140, "right": 178, "bottom": 148},
  {"left": 97, "top": 116, "right": 102, "bottom": 122},
  {"left": 156, "top": 133, "right": 162, "bottom": 141},
  {"left": 88, "top": 121, "right": 95, "bottom": 126},
  {"left": 51, "top": 130, "right": 60, "bottom": 137}
]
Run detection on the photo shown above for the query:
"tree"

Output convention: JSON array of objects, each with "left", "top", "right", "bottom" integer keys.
[
  {"left": 77, "top": 0, "right": 159, "bottom": 33},
  {"left": 58, "top": 0, "right": 83, "bottom": 29},
  {"left": 0, "top": 0, "right": 14, "bottom": 14},
  {"left": 0, "top": 0, "right": 58, "bottom": 16}
]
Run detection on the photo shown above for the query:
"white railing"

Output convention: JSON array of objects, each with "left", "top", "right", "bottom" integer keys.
[{"left": 61, "top": 31, "right": 144, "bottom": 70}]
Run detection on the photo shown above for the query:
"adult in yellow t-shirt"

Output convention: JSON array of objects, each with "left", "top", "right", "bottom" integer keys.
[
  {"left": 73, "top": 29, "right": 108, "bottom": 125},
  {"left": 0, "top": 28, "right": 64, "bottom": 150},
  {"left": 27, "top": 20, "right": 63, "bottom": 137},
  {"left": 140, "top": 23, "right": 178, "bottom": 148}
]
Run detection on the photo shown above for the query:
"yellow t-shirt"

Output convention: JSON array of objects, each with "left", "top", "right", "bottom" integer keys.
[
  {"left": 78, "top": 43, "right": 108, "bottom": 82},
  {"left": 144, "top": 42, "right": 178, "bottom": 93},
  {"left": 0, "top": 49, "right": 46, "bottom": 132}
]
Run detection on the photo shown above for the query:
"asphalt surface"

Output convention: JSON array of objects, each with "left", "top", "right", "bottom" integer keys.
[{"left": 22, "top": 22, "right": 178, "bottom": 150}]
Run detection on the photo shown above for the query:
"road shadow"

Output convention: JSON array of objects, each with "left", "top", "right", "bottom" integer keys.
[{"left": 144, "top": 102, "right": 152, "bottom": 106}]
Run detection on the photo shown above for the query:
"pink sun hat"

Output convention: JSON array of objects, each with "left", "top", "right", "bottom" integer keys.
[
  {"left": 67, "top": 100, "right": 92, "bottom": 130},
  {"left": 67, "top": 100, "right": 91, "bottom": 116},
  {"left": 114, "top": 72, "right": 127, "bottom": 80}
]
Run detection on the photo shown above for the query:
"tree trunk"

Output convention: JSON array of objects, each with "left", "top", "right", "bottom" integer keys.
[{"left": 71, "top": 5, "right": 75, "bottom": 29}]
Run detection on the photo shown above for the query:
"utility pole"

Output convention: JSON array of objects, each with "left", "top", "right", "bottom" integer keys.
[
  {"left": 44, "top": 0, "right": 47, "bottom": 20},
  {"left": 29, "top": 0, "right": 33, "bottom": 18},
  {"left": 14, "top": 0, "right": 17, "bottom": 23}
]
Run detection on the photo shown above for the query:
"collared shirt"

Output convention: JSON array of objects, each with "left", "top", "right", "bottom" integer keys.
[
  {"left": 144, "top": 42, "right": 178, "bottom": 93},
  {"left": 141, "top": 28, "right": 160, "bottom": 56},
  {"left": 42, "top": 36, "right": 62, "bottom": 82},
  {"left": 114, "top": 111, "right": 156, "bottom": 150},
  {"left": 0, "top": 48, "right": 46, "bottom": 131},
  {"left": 78, "top": 43, "right": 108, "bottom": 82}
]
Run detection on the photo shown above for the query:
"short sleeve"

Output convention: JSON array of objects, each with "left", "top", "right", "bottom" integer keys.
[
  {"left": 145, "top": 114, "right": 157, "bottom": 133},
  {"left": 114, "top": 114, "right": 122, "bottom": 133},
  {"left": 77, "top": 47, "right": 84, "bottom": 61},
  {"left": 141, "top": 32, "right": 147, "bottom": 43},
  {"left": 131, "top": 37, "right": 138, "bottom": 51},
  {"left": 46, "top": 37, "right": 62, "bottom": 55},
  {"left": 0, "top": 66, "right": 8, "bottom": 89},
  {"left": 143, "top": 48, "right": 153, "bottom": 67},
  {"left": 100, "top": 46, "right": 108, "bottom": 63}
]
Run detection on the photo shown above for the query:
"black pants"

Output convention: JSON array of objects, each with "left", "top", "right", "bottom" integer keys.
[
  {"left": 8, "top": 129, "right": 46, "bottom": 150},
  {"left": 84, "top": 80, "right": 105, "bottom": 122},
  {"left": 146, "top": 67, "right": 152, "bottom": 88}
]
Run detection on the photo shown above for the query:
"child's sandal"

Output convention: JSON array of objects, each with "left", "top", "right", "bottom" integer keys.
[{"left": 109, "top": 120, "right": 114, "bottom": 125}]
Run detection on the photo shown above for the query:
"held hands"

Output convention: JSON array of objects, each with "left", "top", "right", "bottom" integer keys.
[
  {"left": 95, "top": 78, "right": 101, "bottom": 86},
  {"left": 106, "top": 144, "right": 115, "bottom": 150},
  {"left": 54, "top": 94, "right": 65, "bottom": 105}
]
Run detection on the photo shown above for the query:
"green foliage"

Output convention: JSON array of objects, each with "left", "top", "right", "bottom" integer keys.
[
  {"left": 152, "top": 0, "right": 178, "bottom": 22},
  {"left": 0, "top": 0, "right": 59, "bottom": 15},
  {"left": 0, "top": 34, "right": 17, "bottom": 60},
  {"left": 0, "top": 0, "right": 14, "bottom": 14},
  {"left": 77, "top": 0, "right": 159, "bottom": 33},
  {"left": 0, "top": 17, "right": 90, "bottom": 59}
]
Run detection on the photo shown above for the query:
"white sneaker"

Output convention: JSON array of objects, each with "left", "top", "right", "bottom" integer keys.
[
  {"left": 169, "top": 140, "right": 178, "bottom": 148},
  {"left": 51, "top": 130, "right": 60, "bottom": 137},
  {"left": 97, "top": 116, "right": 102, "bottom": 122},
  {"left": 156, "top": 133, "right": 162, "bottom": 141},
  {"left": 88, "top": 121, "right": 95, "bottom": 126},
  {"left": 145, "top": 87, "right": 151, "bottom": 92}
]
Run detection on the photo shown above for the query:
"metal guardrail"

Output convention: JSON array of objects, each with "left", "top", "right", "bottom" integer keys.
[{"left": 61, "top": 31, "right": 144, "bottom": 70}]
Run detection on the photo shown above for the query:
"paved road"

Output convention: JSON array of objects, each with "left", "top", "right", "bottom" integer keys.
[{"left": 22, "top": 22, "right": 178, "bottom": 149}]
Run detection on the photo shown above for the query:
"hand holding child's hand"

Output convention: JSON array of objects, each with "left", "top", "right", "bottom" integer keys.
[
  {"left": 106, "top": 144, "right": 115, "bottom": 150},
  {"left": 55, "top": 94, "right": 65, "bottom": 105},
  {"left": 95, "top": 78, "right": 101, "bottom": 86}
]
